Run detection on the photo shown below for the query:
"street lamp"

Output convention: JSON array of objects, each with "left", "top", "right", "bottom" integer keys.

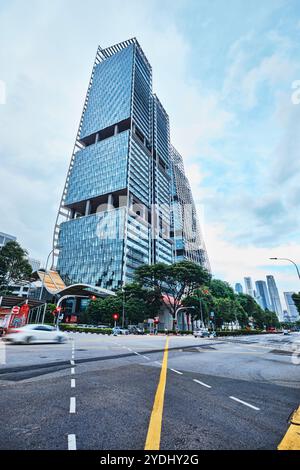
[
  {"left": 174, "top": 306, "right": 195, "bottom": 332},
  {"left": 39, "top": 246, "right": 62, "bottom": 300},
  {"left": 269, "top": 257, "right": 300, "bottom": 281}
]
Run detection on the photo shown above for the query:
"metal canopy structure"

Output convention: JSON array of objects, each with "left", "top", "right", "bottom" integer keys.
[{"left": 32, "top": 270, "right": 115, "bottom": 299}]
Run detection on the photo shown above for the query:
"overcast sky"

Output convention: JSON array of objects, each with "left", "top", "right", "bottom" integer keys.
[{"left": 0, "top": 0, "right": 300, "bottom": 304}]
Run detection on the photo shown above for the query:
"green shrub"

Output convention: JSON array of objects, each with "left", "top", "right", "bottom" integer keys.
[
  {"left": 215, "top": 329, "right": 264, "bottom": 337},
  {"left": 59, "top": 324, "right": 112, "bottom": 335}
]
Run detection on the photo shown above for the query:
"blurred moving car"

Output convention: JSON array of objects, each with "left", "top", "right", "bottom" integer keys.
[{"left": 3, "top": 324, "right": 67, "bottom": 344}]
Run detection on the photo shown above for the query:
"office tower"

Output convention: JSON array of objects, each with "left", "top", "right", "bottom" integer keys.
[
  {"left": 170, "top": 146, "right": 210, "bottom": 269},
  {"left": 235, "top": 283, "right": 243, "bottom": 294},
  {"left": 53, "top": 39, "right": 209, "bottom": 289},
  {"left": 266, "top": 275, "right": 283, "bottom": 320},
  {"left": 0, "top": 231, "right": 16, "bottom": 249},
  {"left": 255, "top": 280, "right": 272, "bottom": 310},
  {"left": 28, "top": 258, "right": 41, "bottom": 273},
  {"left": 244, "top": 277, "right": 254, "bottom": 297},
  {"left": 284, "top": 292, "right": 299, "bottom": 321}
]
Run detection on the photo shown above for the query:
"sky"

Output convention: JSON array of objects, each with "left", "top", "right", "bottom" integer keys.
[{"left": 0, "top": 0, "right": 300, "bottom": 306}]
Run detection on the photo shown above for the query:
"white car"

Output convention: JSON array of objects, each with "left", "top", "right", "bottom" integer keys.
[{"left": 3, "top": 324, "right": 67, "bottom": 344}]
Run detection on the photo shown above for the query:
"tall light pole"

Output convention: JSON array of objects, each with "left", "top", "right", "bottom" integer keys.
[
  {"left": 39, "top": 248, "right": 54, "bottom": 301},
  {"left": 175, "top": 306, "right": 195, "bottom": 331},
  {"left": 269, "top": 257, "right": 300, "bottom": 281}
]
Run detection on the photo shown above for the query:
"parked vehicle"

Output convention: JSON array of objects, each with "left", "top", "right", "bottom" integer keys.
[
  {"left": 3, "top": 324, "right": 67, "bottom": 344},
  {"left": 282, "top": 329, "right": 290, "bottom": 335},
  {"left": 128, "top": 326, "right": 144, "bottom": 335},
  {"left": 193, "top": 328, "right": 210, "bottom": 338},
  {"left": 112, "top": 327, "right": 129, "bottom": 336}
]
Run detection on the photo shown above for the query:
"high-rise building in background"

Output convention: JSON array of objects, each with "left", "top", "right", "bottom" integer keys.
[
  {"left": 255, "top": 280, "right": 272, "bottom": 311},
  {"left": 170, "top": 146, "right": 210, "bottom": 269},
  {"left": 53, "top": 39, "right": 210, "bottom": 289},
  {"left": 235, "top": 283, "right": 243, "bottom": 294},
  {"left": 28, "top": 258, "right": 41, "bottom": 273},
  {"left": 244, "top": 277, "right": 254, "bottom": 297},
  {"left": 0, "top": 231, "right": 16, "bottom": 248},
  {"left": 284, "top": 292, "right": 299, "bottom": 321},
  {"left": 266, "top": 275, "right": 283, "bottom": 320}
]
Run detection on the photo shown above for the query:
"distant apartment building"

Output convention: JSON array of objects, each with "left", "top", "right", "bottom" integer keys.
[
  {"left": 244, "top": 277, "right": 254, "bottom": 297},
  {"left": 0, "top": 231, "right": 16, "bottom": 248},
  {"left": 235, "top": 283, "right": 243, "bottom": 294},
  {"left": 284, "top": 292, "right": 299, "bottom": 322},
  {"left": 255, "top": 280, "right": 272, "bottom": 311},
  {"left": 266, "top": 275, "right": 283, "bottom": 321}
]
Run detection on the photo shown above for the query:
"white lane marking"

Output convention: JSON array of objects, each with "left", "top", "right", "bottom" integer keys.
[
  {"left": 70, "top": 397, "right": 76, "bottom": 413},
  {"left": 70, "top": 360, "right": 75, "bottom": 365},
  {"left": 143, "top": 356, "right": 150, "bottom": 360},
  {"left": 71, "top": 379, "right": 76, "bottom": 388},
  {"left": 170, "top": 368, "right": 183, "bottom": 375},
  {"left": 68, "top": 434, "right": 77, "bottom": 451},
  {"left": 229, "top": 396, "right": 260, "bottom": 411},
  {"left": 155, "top": 361, "right": 162, "bottom": 366},
  {"left": 193, "top": 379, "right": 212, "bottom": 389},
  {"left": 71, "top": 368, "right": 75, "bottom": 375},
  {"left": 134, "top": 351, "right": 141, "bottom": 355},
  {"left": 127, "top": 348, "right": 133, "bottom": 351}
]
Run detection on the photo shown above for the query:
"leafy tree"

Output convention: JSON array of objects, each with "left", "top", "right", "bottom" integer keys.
[
  {"left": 44, "top": 303, "right": 57, "bottom": 324},
  {"left": 0, "top": 241, "right": 32, "bottom": 289},
  {"left": 134, "top": 261, "right": 211, "bottom": 321},
  {"left": 209, "top": 279, "right": 235, "bottom": 300}
]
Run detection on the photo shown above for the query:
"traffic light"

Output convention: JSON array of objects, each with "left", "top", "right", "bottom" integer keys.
[
  {"left": 90, "top": 295, "right": 97, "bottom": 301},
  {"left": 112, "top": 313, "right": 119, "bottom": 321}
]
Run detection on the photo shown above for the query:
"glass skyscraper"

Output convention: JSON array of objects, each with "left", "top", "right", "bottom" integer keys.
[
  {"left": 53, "top": 38, "right": 209, "bottom": 289},
  {"left": 255, "top": 280, "right": 272, "bottom": 311},
  {"left": 266, "top": 275, "right": 283, "bottom": 320}
]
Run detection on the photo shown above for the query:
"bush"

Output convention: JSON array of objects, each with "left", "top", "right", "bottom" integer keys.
[
  {"left": 59, "top": 324, "right": 113, "bottom": 335},
  {"left": 215, "top": 329, "right": 264, "bottom": 337}
]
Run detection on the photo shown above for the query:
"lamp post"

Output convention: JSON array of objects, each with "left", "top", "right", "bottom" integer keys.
[
  {"left": 39, "top": 248, "right": 54, "bottom": 301},
  {"left": 269, "top": 257, "right": 300, "bottom": 281},
  {"left": 174, "top": 306, "right": 195, "bottom": 332}
]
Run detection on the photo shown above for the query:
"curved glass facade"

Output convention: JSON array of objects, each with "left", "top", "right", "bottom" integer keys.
[{"left": 55, "top": 38, "right": 210, "bottom": 289}]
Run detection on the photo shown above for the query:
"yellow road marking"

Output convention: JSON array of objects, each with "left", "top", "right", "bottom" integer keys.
[
  {"left": 278, "top": 406, "right": 300, "bottom": 450},
  {"left": 144, "top": 337, "right": 169, "bottom": 450}
]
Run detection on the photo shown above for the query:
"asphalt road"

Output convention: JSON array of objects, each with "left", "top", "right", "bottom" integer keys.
[{"left": 0, "top": 332, "right": 299, "bottom": 450}]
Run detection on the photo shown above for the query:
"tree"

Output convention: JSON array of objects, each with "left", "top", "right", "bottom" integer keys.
[
  {"left": 209, "top": 279, "right": 235, "bottom": 300},
  {"left": 0, "top": 241, "right": 32, "bottom": 289},
  {"left": 134, "top": 261, "right": 211, "bottom": 321}
]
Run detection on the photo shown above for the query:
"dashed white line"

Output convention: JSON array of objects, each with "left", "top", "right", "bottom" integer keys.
[
  {"left": 170, "top": 368, "right": 183, "bottom": 375},
  {"left": 70, "top": 360, "right": 75, "bottom": 366},
  {"left": 229, "top": 396, "right": 260, "bottom": 411},
  {"left": 71, "top": 368, "right": 75, "bottom": 375},
  {"left": 68, "top": 434, "right": 77, "bottom": 450},
  {"left": 155, "top": 361, "right": 162, "bottom": 366},
  {"left": 193, "top": 379, "right": 212, "bottom": 389},
  {"left": 70, "top": 397, "right": 76, "bottom": 413},
  {"left": 71, "top": 379, "right": 76, "bottom": 388},
  {"left": 134, "top": 351, "right": 141, "bottom": 356},
  {"left": 143, "top": 355, "right": 150, "bottom": 360}
]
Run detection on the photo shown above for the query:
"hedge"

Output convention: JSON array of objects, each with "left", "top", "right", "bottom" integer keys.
[
  {"left": 59, "top": 324, "right": 113, "bottom": 335},
  {"left": 215, "top": 329, "right": 264, "bottom": 337}
]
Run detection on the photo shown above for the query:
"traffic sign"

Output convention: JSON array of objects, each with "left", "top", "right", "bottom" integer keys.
[
  {"left": 12, "top": 306, "right": 20, "bottom": 315},
  {"left": 20, "top": 304, "right": 30, "bottom": 315}
]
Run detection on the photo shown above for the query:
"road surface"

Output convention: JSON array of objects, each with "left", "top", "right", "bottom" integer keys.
[{"left": 0, "top": 332, "right": 299, "bottom": 450}]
